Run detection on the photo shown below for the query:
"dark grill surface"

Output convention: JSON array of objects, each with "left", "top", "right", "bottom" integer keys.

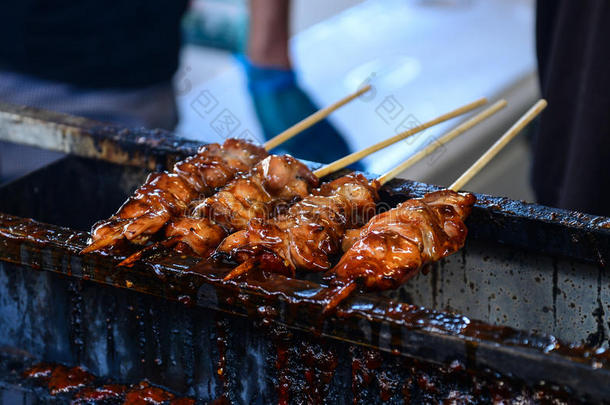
[
  {"left": 0, "top": 265, "right": 594, "bottom": 404},
  {"left": 0, "top": 105, "right": 609, "bottom": 403}
]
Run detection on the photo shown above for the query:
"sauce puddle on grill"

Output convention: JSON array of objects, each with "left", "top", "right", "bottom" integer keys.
[{"left": 23, "top": 362, "right": 195, "bottom": 404}]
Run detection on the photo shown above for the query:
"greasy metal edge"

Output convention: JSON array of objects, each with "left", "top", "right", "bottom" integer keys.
[
  {"left": 0, "top": 213, "right": 608, "bottom": 401},
  {"left": 382, "top": 178, "right": 610, "bottom": 266},
  {"left": 0, "top": 102, "right": 201, "bottom": 170}
]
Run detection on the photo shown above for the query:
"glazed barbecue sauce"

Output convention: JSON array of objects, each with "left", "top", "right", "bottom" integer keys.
[
  {"left": 23, "top": 363, "right": 195, "bottom": 404},
  {"left": 3, "top": 175, "right": 609, "bottom": 404}
]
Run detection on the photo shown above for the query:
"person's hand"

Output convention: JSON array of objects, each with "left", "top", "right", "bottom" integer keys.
[{"left": 238, "top": 55, "right": 364, "bottom": 171}]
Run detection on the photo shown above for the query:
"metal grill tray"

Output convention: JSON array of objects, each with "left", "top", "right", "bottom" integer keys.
[{"left": 0, "top": 104, "right": 609, "bottom": 402}]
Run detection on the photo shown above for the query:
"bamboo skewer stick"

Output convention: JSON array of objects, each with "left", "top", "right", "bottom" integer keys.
[
  {"left": 377, "top": 99, "right": 508, "bottom": 186},
  {"left": 222, "top": 261, "right": 252, "bottom": 281},
  {"left": 223, "top": 259, "right": 258, "bottom": 281},
  {"left": 117, "top": 237, "right": 180, "bottom": 267},
  {"left": 449, "top": 99, "right": 547, "bottom": 192},
  {"left": 313, "top": 97, "right": 488, "bottom": 178},
  {"left": 263, "top": 85, "right": 372, "bottom": 151},
  {"left": 311, "top": 98, "right": 485, "bottom": 179}
]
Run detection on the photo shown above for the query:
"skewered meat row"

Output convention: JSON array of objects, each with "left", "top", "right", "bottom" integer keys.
[
  {"left": 322, "top": 190, "right": 475, "bottom": 312},
  {"left": 329, "top": 190, "right": 476, "bottom": 291},
  {"left": 82, "top": 139, "right": 268, "bottom": 253},
  {"left": 216, "top": 183, "right": 474, "bottom": 305},
  {"left": 157, "top": 155, "right": 319, "bottom": 258},
  {"left": 318, "top": 99, "right": 547, "bottom": 309},
  {"left": 216, "top": 173, "right": 380, "bottom": 277},
  {"left": 192, "top": 155, "right": 318, "bottom": 233},
  {"left": 320, "top": 100, "right": 546, "bottom": 300},
  {"left": 82, "top": 97, "right": 493, "bottom": 257}
]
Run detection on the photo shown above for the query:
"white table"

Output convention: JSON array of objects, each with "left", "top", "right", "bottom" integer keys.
[{"left": 176, "top": 0, "right": 538, "bottom": 200}]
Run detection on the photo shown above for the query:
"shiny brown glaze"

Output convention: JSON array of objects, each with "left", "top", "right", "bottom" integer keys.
[
  {"left": 24, "top": 362, "right": 195, "bottom": 404},
  {"left": 83, "top": 139, "right": 267, "bottom": 253},
  {"left": 22, "top": 362, "right": 54, "bottom": 379},
  {"left": 72, "top": 384, "right": 127, "bottom": 403},
  {"left": 47, "top": 365, "right": 95, "bottom": 395},
  {"left": 157, "top": 155, "right": 319, "bottom": 258},
  {"left": 216, "top": 173, "right": 380, "bottom": 275},
  {"left": 330, "top": 190, "right": 476, "bottom": 291},
  {"left": 123, "top": 381, "right": 176, "bottom": 404},
  {"left": 164, "top": 216, "right": 227, "bottom": 257},
  {"left": 24, "top": 363, "right": 94, "bottom": 395}
]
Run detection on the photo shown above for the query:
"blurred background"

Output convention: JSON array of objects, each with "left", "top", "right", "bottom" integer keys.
[
  {"left": 1, "top": 0, "right": 538, "bottom": 200},
  {"left": 175, "top": 0, "right": 538, "bottom": 200}
]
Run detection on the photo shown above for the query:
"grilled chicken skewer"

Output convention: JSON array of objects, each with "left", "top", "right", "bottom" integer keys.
[
  {"left": 218, "top": 101, "right": 506, "bottom": 280},
  {"left": 119, "top": 98, "right": 488, "bottom": 266},
  {"left": 217, "top": 173, "right": 380, "bottom": 278},
  {"left": 120, "top": 154, "right": 319, "bottom": 263},
  {"left": 82, "top": 139, "right": 267, "bottom": 253},
  {"left": 324, "top": 99, "right": 547, "bottom": 312},
  {"left": 324, "top": 190, "right": 475, "bottom": 311},
  {"left": 81, "top": 86, "right": 372, "bottom": 254}
]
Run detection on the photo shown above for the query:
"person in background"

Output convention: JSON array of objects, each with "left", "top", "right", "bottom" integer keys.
[
  {"left": 0, "top": 1, "right": 188, "bottom": 130},
  {"left": 0, "top": 0, "right": 354, "bottom": 167},
  {"left": 533, "top": 0, "right": 610, "bottom": 217},
  {"left": 240, "top": 0, "right": 355, "bottom": 164}
]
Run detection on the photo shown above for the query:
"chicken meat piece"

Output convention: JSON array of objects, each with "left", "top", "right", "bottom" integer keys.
[
  {"left": 329, "top": 190, "right": 476, "bottom": 291},
  {"left": 217, "top": 174, "right": 380, "bottom": 276},
  {"left": 164, "top": 217, "right": 226, "bottom": 257},
  {"left": 163, "top": 155, "right": 319, "bottom": 256}
]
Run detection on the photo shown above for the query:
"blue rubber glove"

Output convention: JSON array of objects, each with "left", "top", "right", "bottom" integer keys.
[{"left": 237, "top": 55, "right": 364, "bottom": 171}]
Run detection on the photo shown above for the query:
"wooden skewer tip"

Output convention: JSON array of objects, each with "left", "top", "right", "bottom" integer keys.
[
  {"left": 323, "top": 281, "right": 358, "bottom": 314},
  {"left": 224, "top": 259, "right": 258, "bottom": 281},
  {"left": 263, "top": 84, "right": 372, "bottom": 151},
  {"left": 377, "top": 99, "right": 508, "bottom": 185},
  {"left": 314, "top": 97, "right": 489, "bottom": 178},
  {"left": 449, "top": 99, "right": 547, "bottom": 192}
]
